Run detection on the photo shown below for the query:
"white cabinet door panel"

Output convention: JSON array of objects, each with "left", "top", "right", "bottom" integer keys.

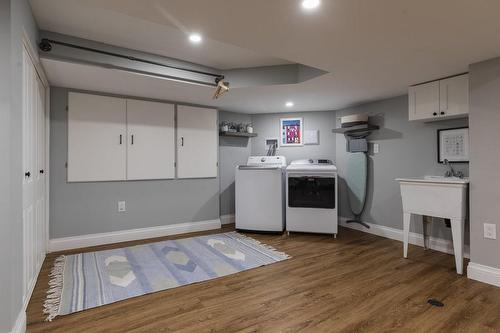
[
  {"left": 408, "top": 81, "right": 440, "bottom": 121},
  {"left": 126, "top": 99, "right": 175, "bottom": 180},
  {"left": 68, "top": 92, "right": 126, "bottom": 182},
  {"left": 177, "top": 106, "right": 217, "bottom": 179},
  {"left": 439, "top": 74, "right": 469, "bottom": 117}
]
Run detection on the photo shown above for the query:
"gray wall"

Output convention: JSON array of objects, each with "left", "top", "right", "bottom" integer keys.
[
  {"left": 251, "top": 111, "right": 337, "bottom": 162},
  {"left": 50, "top": 87, "right": 219, "bottom": 238},
  {"left": 469, "top": 56, "right": 500, "bottom": 269},
  {"left": 1, "top": 0, "right": 39, "bottom": 331},
  {"left": 218, "top": 111, "right": 252, "bottom": 216},
  {"left": 335, "top": 96, "right": 469, "bottom": 240},
  {"left": 248, "top": 99, "right": 469, "bottom": 241}
]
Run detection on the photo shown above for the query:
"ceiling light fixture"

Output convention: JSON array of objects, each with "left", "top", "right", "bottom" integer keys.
[
  {"left": 301, "top": 0, "right": 321, "bottom": 10},
  {"left": 213, "top": 78, "right": 230, "bottom": 99},
  {"left": 188, "top": 33, "right": 202, "bottom": 44},
  {"left": 285, "top": 101, "right": 294, "bottom": 107}
]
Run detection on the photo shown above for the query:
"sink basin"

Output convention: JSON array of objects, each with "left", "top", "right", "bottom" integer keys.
[{"left": 396, "top": 177, "right": 469, "bottom": 218}]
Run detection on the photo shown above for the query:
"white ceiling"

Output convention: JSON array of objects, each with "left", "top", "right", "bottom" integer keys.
[
  {"left": 29, "top": 0, "right": 289, "bottom": 70},
  {"left": 31, "top": 0, "right": 500, "bottom": 114}
]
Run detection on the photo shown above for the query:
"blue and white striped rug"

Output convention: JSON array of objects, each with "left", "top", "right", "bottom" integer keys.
[{"left": 44, "top": 232, "right": 290, "bottom": 321}]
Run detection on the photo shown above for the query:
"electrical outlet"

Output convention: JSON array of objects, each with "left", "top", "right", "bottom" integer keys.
[
  {"left": 118, "top": 201, "right": 126, "bottom": 212},
  {"left": 484, "top": 223, "right": 496, "bottom": 240},
  {"left": 373, "top": 143, "right": 380, "bottom": 154}
]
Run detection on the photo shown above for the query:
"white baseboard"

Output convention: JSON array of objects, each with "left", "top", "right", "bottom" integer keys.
[
  {"left": 24, "top": 254, "right": 45, "bottom": 311},
  {"left": 467, "top": 262, "right": 500, "bottom": 287},
  {"left": 339, "top": 217, "right": 470, "bottom": 258},
  {"left": 10, "top": 310, "right": 26, "bottom": 333},
  {"left": 220, "top": 214, "right": 235, "bottom": 225},
  {"left": 48, "top": 219, "right": 221, "bottom": 252}
]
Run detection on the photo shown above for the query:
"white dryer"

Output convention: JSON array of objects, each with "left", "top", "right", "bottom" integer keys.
[
  {"left": 235, "top": 156, "right": 287, "bottom": 232},
  {"left": 286, "top": 159, "right": 338, "bottom": 236}
]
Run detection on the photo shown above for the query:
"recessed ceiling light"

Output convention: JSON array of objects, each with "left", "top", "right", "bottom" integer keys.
[
  {"left": 285, "top": 101, "right": 294, "bottom": 107},
  {"left": 188, "top": 33, "right": 202, "bottom": 44},
  {"left": 301, "top": 0, "right": 321, "bottom": 10}
]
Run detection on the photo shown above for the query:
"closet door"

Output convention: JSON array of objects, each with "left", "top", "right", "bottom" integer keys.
[
  {"left": 68, "top": 92, "right": 126, "bottom": 182},
  {"left": 126, "top": 99, "right": 175, "bottom": 180},
  {"left": 177, "top": 106, "right": 218, "bottom": 178},
  {"left": 22, "top": 44, "right": 48, "bottom": 304},
  {"left": 34, "top": 74, "right": 47, "bottom": 269},
  {"left": 22, "top": 46, "right": 36, "bottom": 300}
]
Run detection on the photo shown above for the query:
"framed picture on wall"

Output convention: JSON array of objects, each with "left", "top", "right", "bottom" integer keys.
[
  {"left": 280, "top": 117, "right": 303, "bottom": 146},
  {"left": 437, "top": 127, "right": 469, "bottom": 163}
]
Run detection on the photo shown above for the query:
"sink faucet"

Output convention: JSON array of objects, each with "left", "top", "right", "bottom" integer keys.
[{"left": 444, "top": 159, "right": 464, "bottom": 178}]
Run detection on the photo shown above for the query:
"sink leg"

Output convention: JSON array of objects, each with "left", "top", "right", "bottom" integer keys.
[
  {"left": 403, "top": 213, "right": 411, "bottom": 258},
  {"left": 422, "top": 215, "right": 430, "bottom": 250},
  {"left": 450, "top": 218, "right": 465, "bottom": 275}
]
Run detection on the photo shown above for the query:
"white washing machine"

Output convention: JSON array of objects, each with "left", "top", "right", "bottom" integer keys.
[
  {"left": 286, "top": 159, "right": 338, "bottom": 236},
  {"left": 235, "top": 156, "right": 287, "bottom": 232}
]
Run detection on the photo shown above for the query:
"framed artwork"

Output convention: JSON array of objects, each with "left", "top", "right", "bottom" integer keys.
[
  {"left": 437, "top": 127, "right": 469, "bottom": 163},
  {"left": 280, "top": 118, "right": 303, "bottom": 146}
]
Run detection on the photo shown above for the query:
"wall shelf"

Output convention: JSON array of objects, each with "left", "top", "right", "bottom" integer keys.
[
  {"left": 219, "top": 131, "right": 257, "bottom": 138},
  {"left": 332, "top": 124, "right": 379, "bottom": 135}
]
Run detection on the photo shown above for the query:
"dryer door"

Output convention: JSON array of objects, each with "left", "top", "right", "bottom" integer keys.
[{"left": 288, "top": 175, "right": 336, "bottom": 209}]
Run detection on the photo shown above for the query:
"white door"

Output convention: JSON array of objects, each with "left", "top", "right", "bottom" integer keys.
[
  {"left": 408, "top": 81, "right": 440, "bottom": 121},
  {"left": 439, "top": 74, "right": 469, "bottom": 117},
  {"left": 22, "top": 47, "right": 36, "bottom": 300},
  {"left": 67, "top": 93, "right": 127, "bottom": 182},
  {"left": 34, "top": 73, "right": 46, "bottom": 270},
  {"left": 22, "top": 44, "right": 47, "bottom": 303},
  {"left": 126, "top": 99, "right": 175, "bottom": 180},
  {"left": 177, "top": 106, "right": 218, "bottom": 178}
]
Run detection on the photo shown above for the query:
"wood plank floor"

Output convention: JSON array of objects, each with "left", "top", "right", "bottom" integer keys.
[{"left": 27, "top": 225, "right": 500, "bottom": 333}]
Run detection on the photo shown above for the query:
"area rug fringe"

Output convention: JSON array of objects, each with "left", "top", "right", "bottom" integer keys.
[
  {"left": 230, "top": 232, "right": 292, "bottom": 260},
  {"left": 43, "top": 255, "right": 66, "bottom": 322}
]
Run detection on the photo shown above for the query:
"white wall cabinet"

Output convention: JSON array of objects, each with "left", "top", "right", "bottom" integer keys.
[
  {"left": 439, "top": 74, "right": 469, "bottom": 117},
  {"left": 68, "top": 93, "right": 218, "bottom": 182},
  {"left": 68, "top": 93, "right": 127, "bottom": 182},
  {"left": 126, "top": 99, "right": 175, "bottom": 180},
  {"left": 177, "top": 105, "right": 218, "bottom": 179},
  {"left": 408, "top": 73, "right": 469, "bottom": 121}
]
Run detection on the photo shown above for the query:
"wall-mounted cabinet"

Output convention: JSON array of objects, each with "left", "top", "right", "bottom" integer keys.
[
  {"left": 177, "top": 105, "right": 218, "bottom": 179},
  {"left": 126, "top": 99, "right": 175, "bottom": 180},
  {"left": 67, "top": 92, "right": 217, "bottom": 182},
  {"left": 408, "top": 73, "right": 469, "bottom": 121},
  {"left": 68, "top": 93, "right": 127, "bottom": 182}
]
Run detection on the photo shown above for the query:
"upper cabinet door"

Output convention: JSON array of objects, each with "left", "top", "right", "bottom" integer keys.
[
  {"left": 68, "top": 92, "right": 127, "bottom": 182},
  {"left": 408, "top": 81, "right": 440, "bottom": 121},
  {"left": 439, "top": 74, "right": 469, "bottom": 117},
  {"left": 177, "top": 106, "right": 218, "bottom": 179},
  {"left": 126, "top": 99, "right": 175, "bottom": 180}
]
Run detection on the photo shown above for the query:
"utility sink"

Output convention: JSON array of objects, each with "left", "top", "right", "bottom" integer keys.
[{"left": 396, "top": 176, "right": 469, "bottom": 274}]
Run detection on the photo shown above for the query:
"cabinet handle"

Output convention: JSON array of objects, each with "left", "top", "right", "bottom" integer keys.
[
  {"left": 181, "top": 137, "right": 184, "bottom": 147},
  {"left": 433, "top": 112, "right": 438, "bottom": 116},
  {"left": 25, "top": 171, "right": 31, "bottom": 178},
  {"left": 119, "top": 134, "right": 122, "bottom": 145},
  {"left": 39, "top": 169, "right": 44, "bottom": 174},
  {"left": 440, "top": 111, "right": 445, "bottom": 115},
  {"left": 131, "top": 135, "right": 134, "bottom": 145}
]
